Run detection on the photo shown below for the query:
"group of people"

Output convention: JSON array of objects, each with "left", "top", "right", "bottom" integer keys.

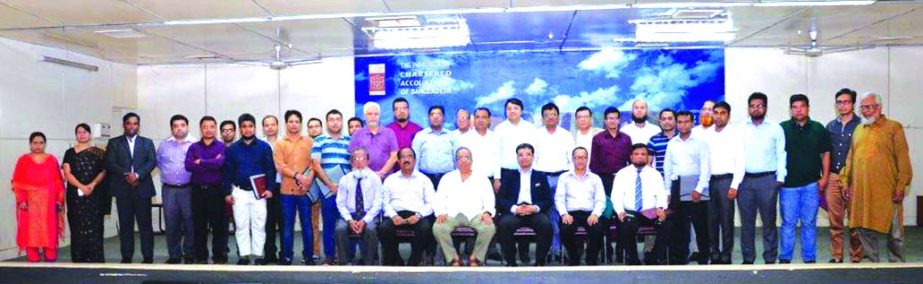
[{"left": 11, "top": 89, "right": 911, "bottom": 267}]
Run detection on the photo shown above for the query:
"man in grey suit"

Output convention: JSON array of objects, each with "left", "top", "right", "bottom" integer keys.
[{"left": 105, "top": 112, "right": 158, "bottom": 264}]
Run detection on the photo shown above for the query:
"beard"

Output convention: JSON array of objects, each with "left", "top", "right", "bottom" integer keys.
[
  {"left": 242, "top": 134, "right": 255, "bottom": 141},
  {"left": 632, "top": 161, "right": 646, "bottom": 168},
  {"left": 632, "top": 114, "right": 648, "bottom": 123},
  {"left": 861, "top": 116, "right": 877, "bottom": 125},
  {"left": 396, "top": 116, "right": 408, "bottom": 123},
  {"left": 751, "top": 113, "right": 766, "bottom": 121},
  {"left": 700, "top": 115, "right": 714, "bottom": 127}
]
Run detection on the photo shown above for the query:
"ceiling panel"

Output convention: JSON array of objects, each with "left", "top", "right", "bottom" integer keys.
[
  {"left": 466, "top": 11, "right": 573, "bottom": 46},
  {"left": 130, "top": 0, "right": 269, "bottom": 20},
  {"left": 512, "top": 0, "right": 631, "bottom": 7},
  {"left": 138, "top": 24, "right": 274, "bottom": 58},
  {"left": 1, "top": 0, "right": 158, "bottom": 26},
  {"left": 828, "top": 5, "right": 923, "bottom": 45},
  {"left": 384, "top": 0, "right": 507, "bottom": 12},
  {"left": 258, "top": 0, "right": 388, "bottom": 16},
  {"left": 0, "top": 4, "right": 55, "bottom": 29},
  {"left": 240, "top": 19, "right": 358, "bottom": 58},
  {"left": 725, "top": 6, "right": 808, "bottom": 46}
]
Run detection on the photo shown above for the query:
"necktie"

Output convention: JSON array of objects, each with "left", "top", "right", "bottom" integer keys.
[
  {"left": 354, "top": 177, "right": 365, "bottom": 220},
  {"left": 635, "top": 167, "right": 643, "bottom": 212}
]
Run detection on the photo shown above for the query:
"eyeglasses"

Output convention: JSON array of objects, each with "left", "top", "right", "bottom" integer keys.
[
  {"left": 221, "top": 129, "right": 235, "bottom": 132},
  {"left": 748, "top": 104, "right": 765, "bottom": 109},
  {"left": 860, "top": 104, "right": 879, "bottom": 110},
  {"left": 457, "top": 156, "right": 472, "bottom": 161},
  {"left": 835, "top": 100, "right": 853, "bottom": 106},
  {"left": 351, "top": 156, "right": 368, "bottom": 161}
]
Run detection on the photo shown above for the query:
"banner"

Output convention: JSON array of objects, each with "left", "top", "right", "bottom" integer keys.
[{"left": 354, "top": 48, "right": 724, "bottom": 129}]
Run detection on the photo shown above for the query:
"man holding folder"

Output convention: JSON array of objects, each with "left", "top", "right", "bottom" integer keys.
[
  {"left": 311, "top": 109, "right": 351, "bottom": 265},
  {"left": 663, "top": 111, "right": 711, "bottom": 264}
]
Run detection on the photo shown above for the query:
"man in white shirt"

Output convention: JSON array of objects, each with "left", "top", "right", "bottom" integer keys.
[
  {"left": 663, "top": 111, "right": 711, "bottom": 265},
  {"left": 453, "top": 108, "right": 471, "bottom": 137},
  {"left": 432, "top": 147, "right": 496, "bottom": 267},
  {"left": 555, "top": 147, "right": 606, "bottom": 266},
  {"left": 621, "top": 99, "right": 661, "bottom": 145},
  {"left": 334, "top": 147, "right": 383, "bottom": 265},
  {"left": 532, "top": 102, "right": 575, "bottom": 261},
  {"left": 613, "top": 143, "right": 673, "bottom": 265},
  {"left": 378, "top": 148, "right": 436, "bottom": 266},
  {"left": 494, "top": 98, "right": 536, "bottom": 190},
  {"left": 703, "top": 101, "right": 746, "bottom": 264},
  {"left": 739, "top": 92, "right": 786, "bottom": 265},
  {"left": 459, "top": 107, "right": 502, "bottom": 184},
  {"left": 572, "top": 106, "right": 603, "bottom": 158},
  {"left": 691, "top": 100, "right": 716, "bottom": 137}
]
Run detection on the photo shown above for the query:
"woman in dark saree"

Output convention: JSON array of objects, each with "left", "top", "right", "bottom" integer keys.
[{"left": 62, "top": 123, "right": 108, "bottom": 263}]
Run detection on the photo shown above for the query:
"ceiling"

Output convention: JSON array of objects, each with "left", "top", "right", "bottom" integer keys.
[{"left": 1, "top": 0, "right": 921, "bottom": 65}]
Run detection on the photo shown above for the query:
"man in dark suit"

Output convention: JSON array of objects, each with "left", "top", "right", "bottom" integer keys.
[
  {"left": 497, "top": 143, "right": 554, "bottom": 266},
  {"left": 105, "top": 112, "right": 158, "bottom": 264}
]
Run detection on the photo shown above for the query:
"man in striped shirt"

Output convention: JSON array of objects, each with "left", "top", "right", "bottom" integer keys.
[
  {"left": 311, "top": 109, "right": 352, "bottom": 265},
  {"left": 647, "top": 109, "right": 677, "bottom": 175}
]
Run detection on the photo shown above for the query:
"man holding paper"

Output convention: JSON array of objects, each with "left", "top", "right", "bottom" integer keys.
[
  {"left": 223, "top": 113, "right": 276, "bottom": 265},
  {"left": 273, "top": 110, "right": 316, "bottom": 265},
  {"left": 663, "top": 111, "right": 711, "bottom": 264},
  {"left": 311, "top": 109, "right": 351, "bottom": 265}
]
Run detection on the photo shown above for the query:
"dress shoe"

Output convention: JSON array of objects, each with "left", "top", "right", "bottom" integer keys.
[
  {"left": 804, "top": 260, "right": 816, "bottom": 264},
  {"left": 742, "top": 261, "right": 754, "bottom": 265},
  {"left": 165, "top": 258, "right": 182, "bottom": 264},
  {"left": 237, "top": 258, "right": 251, "bottom": 265},
  {"left": 142, "top": 258, "right": 154, "bottom": 264},
  {"left": 213, "top": 258, "right": 228, "bottom": 265},
  {"left": 120, "top": 258, "right": 132, "bottom": 264},
  {"left": 323, "top": 258, "right": 336, "bottom": 266},
  {"left": 302, "top": 258, "right": 316, "bottom": 266},
  {"left": 279, "top": 258, "right": 292, "bottom": 265},
  {"left": 487, "top": 252, "right": 503, "bottom": 261},
  {"left": 261, "top": 256, "right": 279, "bottom": 265},
  {"left": 254, "top": 258, "right": 265, "bottom": 265},
  {"left": 779, "top": 259, "right": 791, "bottom": 264},
  {"left": 184, "top": 257, "right": 196, "bottom": 264},
  {"left": 829, "top": 258, "right": 843, "bottom": 263},
  {"left": 688, "top": 252, "right": 701, "bottom": 262}
]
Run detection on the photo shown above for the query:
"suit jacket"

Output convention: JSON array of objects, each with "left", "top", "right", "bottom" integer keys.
[
  {"left": 105, "top": 134, "right": 158, "bottom": 199},
  {"left": 498, "top": 169, "right": 553, "bottom": 216}
]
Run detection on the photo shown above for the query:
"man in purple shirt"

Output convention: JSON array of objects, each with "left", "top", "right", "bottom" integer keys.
[
  {"left": 589, "top": 107, "right": 632, "bottom": 263},
  {"left": 350, "top": 102, "right": 399, "bottom": 180},
  {"left": 185, "top": 116, "right": 227, "bottom": 264},
  {"left": 157, "top": 114, "right": 196, "bottom": 264},
  {"left": 385, "top": 97, "right": 423, "bottom": 150}
]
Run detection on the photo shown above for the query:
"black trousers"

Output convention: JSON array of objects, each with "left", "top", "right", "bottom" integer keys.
[
  {"left": 560, "top": 211, "right": 604, "bottom": 265},
  {"left": 498, "top": 213, "right": 553, "bottom": 265},
  {"left": 670, "top": 180, "right": 710, "bottom": 264},
  {"left": 192, "top": 184, "right": 228, "bottom": 262},
  {"left": 378, "top": 211, "right": 434, "bottom": 266},
  {"left": 116, "top": 194, "right": 154, "bottom": 262},
  {"left": 597, "top": 172, "right": 622, "bottom": 261},
  {"left": 264, "top": 191, "right": 282, "bottom": 260},
  {"left": 619, "top": 211, "right": 674, "bottom": 265},
  {"left": 708, "top": 176, "right": 735, "bottom": 264}
]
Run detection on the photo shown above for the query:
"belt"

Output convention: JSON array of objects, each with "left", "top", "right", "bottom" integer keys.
[
  {"left": 163, "top": 182, "right": 189, "bottom": 188},
  {"left": 745, "top": 171, "right": 775, "bottom": 178},
  {"left": 711, "top": 173, "right": 733, "bottom": 180}
]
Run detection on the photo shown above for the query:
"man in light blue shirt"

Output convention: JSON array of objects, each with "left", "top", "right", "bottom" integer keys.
[
  {"left": 412, "top": 105, "right": 459, "bottom": 189},
  {"left": 738, "top": 92, "right": 787, "bottom": 264}
]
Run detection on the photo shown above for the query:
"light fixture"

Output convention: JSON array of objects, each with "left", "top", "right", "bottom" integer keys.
[
  {"left": 754, "top": 0, "right": 876, "bottom": 7},
  {"left": 631, "top": 17, "right": 736, "bottom": 43},
  {"left": 363, "top": 15, "right": 471, "bottom": 49},
  {"left": 94, "top": 29, "right": 147, "bottom": 39},
  {"left": 41, "top": 56, "right": 99, "bottom": 71}
]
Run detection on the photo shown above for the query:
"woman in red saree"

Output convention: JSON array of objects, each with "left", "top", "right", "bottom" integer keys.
[{"left": 11, "top": 132, "right": 65, "bottom": 262}]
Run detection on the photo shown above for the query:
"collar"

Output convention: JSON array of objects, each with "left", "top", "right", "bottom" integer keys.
[
  {"left": 166, "top": 135, "right": 194, "bottom": 144},
  {"left": 282, "top": 134, "right": 306, "bottom": 142},
  {"left": 837, "top": 114, "right": 860, "bottom": 125},
  {"left": 519, "top": 167, "right": 532, "bottom": 175},
  {"left": 427, "top": 127, "right": 448, "bottom": 135}
]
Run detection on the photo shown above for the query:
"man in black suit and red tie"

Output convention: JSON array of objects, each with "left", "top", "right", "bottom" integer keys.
[
  {"left": 105, "top": 112, "right": 158, "bottom": 264},
  {"left": 497, "top": 143, "right": 554, "bottom": 266}
]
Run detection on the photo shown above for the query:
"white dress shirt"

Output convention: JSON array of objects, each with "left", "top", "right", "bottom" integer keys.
[
  {"left": 573, "top": 127, "right": 602, "bottom": 158},
  {"left": 459, "top": 129, "right": 502, "bottom": 178},
  {"left": 494, "top": 119, "right": 536, "bottom": 170},
  {"left": 434, "top": 170, "right": 496, "bottom": 218},
  {"left": 702, "top": 124, "right": 746, "bottom": 189},
  {"left": 511, "top": 168, "right": 539, "bottom": 214},
  {"left": 382, "top": 170, "right": 436, "bottom": 218},
  {"left": 611, "top": 165, "right": 669, "bottom": 214},
  {"left": 533, "top": 126, "right": 575, "bottom": 173},
  {"left": 621, "top": 122, "right": 661, "bottom": 145},
  {"left": 742, "top": 119, "right": 787, "bottom": 182},
  {"left": 663, "top": 134, "right": 711, "bottom": 193},
  {"left": 336, "top": 167, "right": 383, "bottom": 223},
  {"left": 554, "top": 170, "right": 606, "bottom": 216}
]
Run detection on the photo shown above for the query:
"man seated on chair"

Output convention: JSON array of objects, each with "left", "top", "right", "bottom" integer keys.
[
  {"left": 555, "top": 146, "right": 606, "bottom": 266},
  {"left": 613, "top": 143, "right": 674, "bottom": 265},
  {"left": 432, "top": 147, "right": 496, "bottom": 267},
  {"left": 497, "top": 143, "right": 554, "bottom": 266},
  {"left": 378, "top": 147, "right": 437, "bottom": 266},
  {"left": 334, "top": 147, "right": 383, "bottom": 265}
]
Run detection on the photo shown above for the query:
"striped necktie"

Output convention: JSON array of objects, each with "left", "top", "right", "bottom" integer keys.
[{"left": 635, "top": 167, "right": 643, "bottom": 212}]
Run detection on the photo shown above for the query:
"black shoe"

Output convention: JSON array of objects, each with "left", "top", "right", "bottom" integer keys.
[
  {"left": 120, "top": 258, "right": 132, "bottom": 264},
  {"left": 742, "top": 261, "right": 754, "bottom": 265},
  {"left": 214, "top": 258, "right": 228, "bottom": 265},
  {"left": 487, "top": 252, "right": 503, "bottom": 261},
  {"left": 829, "top": 258, "right": 843, "bottom": 263},
  {"left": 262, "top": 256, "right": 279, "bottom": 265},
  {"left": 279, "top": 258, "right": 292, "bottom": 265},
  {"left": 764, "top": 260, "right": 776, "bottom": 264},
  {"left": 323, "top": 258, "right": 336, "bottom": 266},
  {"left": 689, "top": 252, "right": 700, "bottom": 262},
  {"left": 237, "top": 258, "right": 251, "bottom": 265},
  {"left": 804, "top": 260, "right": 816, "bottom": 264},
  {"left": 142, "top": 258, "right": 154, "bottom": 264},
  {"left": 519, "top": 253, "right": 531, "bottom": 264},
  {"left": 779, "top": 259, "right": 791, "bottom": 264},
  {"left": 302, "top": 258, "right": 316, "bottom": 266},
  {"left": 165, "top": 258, "right": 182, "bottom": 264},
  {"left": 506, "top": 263, "right": 518, "bottom": 267},
  {"left": 184, "top": 257, "right": 196, "bottom": 264},
  {"left": 254, "top": 258, "right": 264, "bottom": 265}
]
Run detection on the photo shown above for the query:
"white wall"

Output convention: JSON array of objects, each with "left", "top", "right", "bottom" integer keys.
[
  {"left": 0, "top": 38, "right": 137, "bottom": 260},
  {"left": 726, "top": 47, "right": 922, "bottom": 227}
]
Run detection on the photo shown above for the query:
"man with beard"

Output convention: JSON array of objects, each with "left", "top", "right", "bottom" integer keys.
[
  {"left": 350, "top": 102, "right": 400, "bottom": 180},
  {"left": 386, "top": 97, "right": 423, "bottom": 150},
  {"left": 738, "top": 92, "right": 786, "bottom": 265},
  {"left": 224, "top": 113, "right": 276, "bottom": 265},
  {"left": 613, "top": 144, "right": 673, "bottom": 265},
  {"left": 621, "top": 99, "right": 661, "bottom": 145},
  {"left": 157, "top": 115, "right": 196, "bottom": 264},
  {"left": 841, "top": 92, "right": 912, "bottom": 263},
  {"left": 692, "top": 100, "right": 717, "bottom": 137}
]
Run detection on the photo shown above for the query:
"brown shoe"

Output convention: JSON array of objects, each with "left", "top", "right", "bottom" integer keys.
[
  {"left": 469, "top": 258, "right": 481, "bottom": 267},
  {"left": 449, "top": 258, "right": 461, "bottom": 267}
]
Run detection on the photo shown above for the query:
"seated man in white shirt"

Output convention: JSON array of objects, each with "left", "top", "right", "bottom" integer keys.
[
  {"left": 555, "top": 146, "right": 606, "bottom": 266},
  {"left": 334, "top": 147, "right": 383, "bottom": 265},
  {"left": 613, "top": 143, "right": 674, "bottom": 265},
  {"left": 497, "top": 143, "right": 554, "bottom": 266},
  {"left": 432, "top": 147, "right": 497, "bottom": 267},
  {"left": 378, "top": 147, "right": 437, "bottom": 266}
]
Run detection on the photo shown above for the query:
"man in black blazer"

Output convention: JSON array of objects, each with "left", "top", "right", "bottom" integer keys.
[
  {"left": 105, "top": 112, "right": 158, "bottom": 264},
  {"left": 497, "top": 143, "right": 554, "bottom": 266}
]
